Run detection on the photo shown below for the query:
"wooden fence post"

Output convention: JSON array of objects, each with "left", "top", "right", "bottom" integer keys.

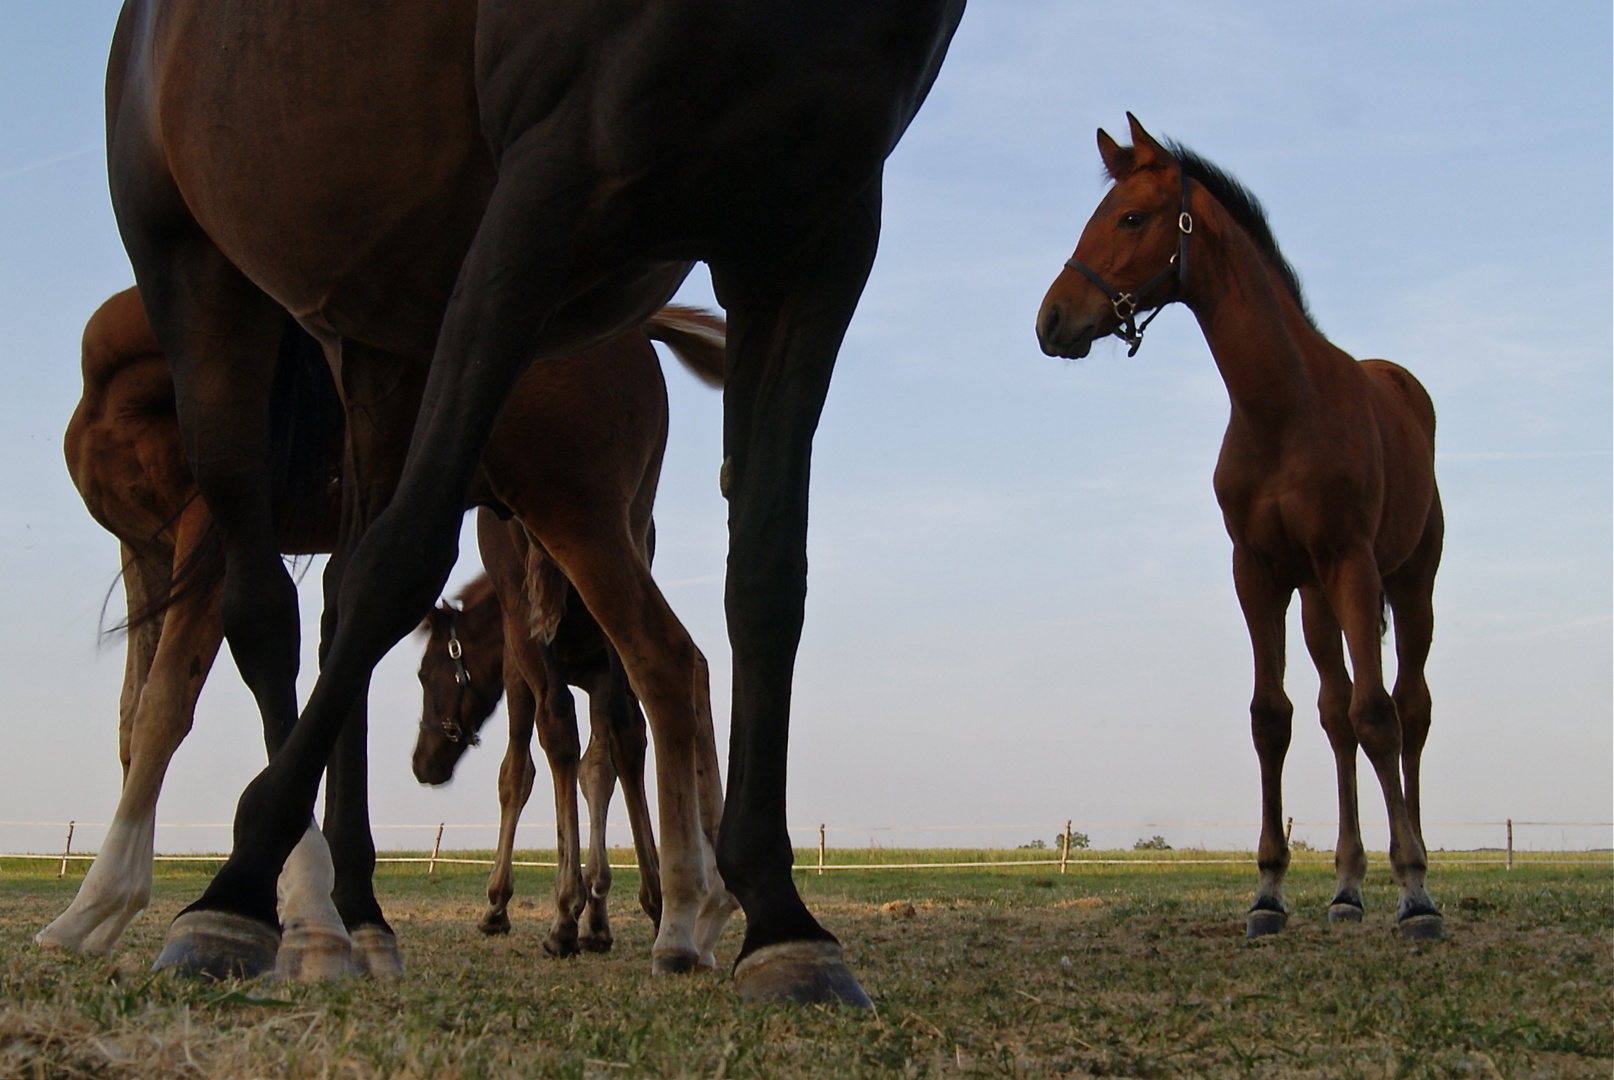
[
  {"left": 1060, "top": 820, "right": 1072, "bottom": 874},
  {"left": 1506, "top": 819, "right": 1513, "bottom": 871},
  {"left": 57, "top": 821, "right": 75, "bottom": 879},
  {"left": 1284, "top": 816, "right": 1293, "bottom": 844},
  {"left": 428, "top": 823, "right": 445, "bottom": 875},
  {"left": 817, "top": 824, "right": 825, "bottom": 876}
]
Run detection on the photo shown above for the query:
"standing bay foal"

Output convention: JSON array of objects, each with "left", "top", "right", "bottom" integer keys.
[{"left": 1037, "top": 116, "right": 1444, "bottom": 939}]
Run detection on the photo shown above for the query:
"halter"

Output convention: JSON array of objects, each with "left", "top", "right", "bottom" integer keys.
[
  {"left": 424, "top": 608, "right": 481, "bottom": 747},
  {"left": 1064, "top": 165, "right": 1194, "bottom": 357}
]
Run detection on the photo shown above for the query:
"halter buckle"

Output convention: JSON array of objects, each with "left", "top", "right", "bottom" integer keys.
[{"left": 1179, "top": 212, "right": 1193, "bottom": 235}]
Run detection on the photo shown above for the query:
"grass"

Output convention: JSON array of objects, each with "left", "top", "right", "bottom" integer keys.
[{"left": 0, "top": 851, "right": 1608, "bottom": 1078}]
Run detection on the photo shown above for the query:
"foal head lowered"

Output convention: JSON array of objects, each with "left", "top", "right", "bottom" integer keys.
[{"left": 412, "top": 596, "right": 503, "bottom": 786}]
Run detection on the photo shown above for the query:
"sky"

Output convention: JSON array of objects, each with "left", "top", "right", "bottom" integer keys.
[{"left": 0, "top": 2, "right": 1608, "bottom": 862}]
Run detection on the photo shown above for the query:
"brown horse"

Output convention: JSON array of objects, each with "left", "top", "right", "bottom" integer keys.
[
  {"left": 40, "top": 288, "right": 730, "bottom": 970},
  {"left": 1036, "top": 116, "right": 1444, "bottom": 940},
  {"left": 110, "top": 0, "right": 962, "bottom": 1003},
  {"left": 413, "top": 509, "right": 708, "bottom": 962}
]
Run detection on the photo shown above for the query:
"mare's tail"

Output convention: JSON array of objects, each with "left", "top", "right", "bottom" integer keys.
[
  {"left": 124, "top": 316, "right": 343, "bottom": 630},
  {"left": 644, "top": 305, "right": 725, "bottom": 387}
]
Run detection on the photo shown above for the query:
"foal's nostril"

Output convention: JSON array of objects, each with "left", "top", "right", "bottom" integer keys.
[{"left": 1040, "top": 305, "right": 1062, "bottom": 342}]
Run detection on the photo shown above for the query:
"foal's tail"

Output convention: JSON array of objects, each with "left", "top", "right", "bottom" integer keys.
[{"left": 645, "top": 305, "right": 726, "bottom": 388}]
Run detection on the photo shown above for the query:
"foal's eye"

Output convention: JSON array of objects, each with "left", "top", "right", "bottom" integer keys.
[{"left": 1118, "top": 211, "right": 1145, "bottom": 229}]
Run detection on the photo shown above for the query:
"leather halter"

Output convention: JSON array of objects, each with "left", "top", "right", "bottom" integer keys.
[
  {"left": 1064, "top": 166, "right": 1194, "bottom": 357},
  {"left": 423, "top": 608, "right": 481, "bottom": 747}
]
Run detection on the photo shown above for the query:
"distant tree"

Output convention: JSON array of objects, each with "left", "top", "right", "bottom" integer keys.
[
  {"left": 1133, "top": 835, "right": 1172, "bottom": 851},
  {"left": 1017, "top": 839, "right": 1047, "bottom": 850},
  {"left": 1061, "top": 831, "right": 1091, "bottom": 850}
]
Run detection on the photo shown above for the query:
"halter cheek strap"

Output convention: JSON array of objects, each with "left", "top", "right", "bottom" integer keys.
[
  {"left": 422, "top": 608, "right": 482, "bottom": 747},
  {"left": 1064, "top": 166, "right": 1194, "bottom": 357}
]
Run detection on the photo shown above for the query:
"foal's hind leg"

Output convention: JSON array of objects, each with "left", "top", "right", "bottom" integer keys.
[
  {"left": 1232, "top": 549, "right": 1295, "bottom": 937},
  {"left": 593, "top": 652, "right": 662, "bottom": 930},
  {"left": 1385, "top": 496, "right": 1443, "bottom": 849},
  {"left": 1299, "top": 586, "right": 1367, "bottom": 923},
  {"left": 482, "top": 665, "right": 538, "bottom": 936},
  {"left": 523, "top": 639, "right": 589, "bottom": 958},
  {"left": 39, "top": 529, "right": 220, "bottom": 954},
  {"left": 576, "top": 714, "right": 619, "bottom": 953},
  {"left": 1319, "top": 546, "right": 1440, "bottom": 939}
]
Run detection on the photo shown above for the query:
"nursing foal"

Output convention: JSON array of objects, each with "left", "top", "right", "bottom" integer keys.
[{"left": 1037, "top": 116, "right": 1443, "bottom": 939}]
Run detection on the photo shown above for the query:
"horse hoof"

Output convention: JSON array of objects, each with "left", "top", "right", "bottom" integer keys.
[
  {"left": 478, "top": 912, "right": 512, "bottom": 936},
  {"left": 274, "top": 922, "right": 355, "bottom": 981},
  {"left": 349, "top": 924, "right": 405, "bottom": 976},
  {"left": 1327, "top": 902, "right": 1364, "bottom": 924},
  {"left": 1398, "top": 913, "right": 1444, "bottom": 941},
  {"left": 650, "top": 948, "right": 715, "bottom": 975},
  {"left": 152, "top": 910, "right": 279, "bottom": 980},
  {"left": 579, "top": 932, "right": 614, "bottom": 954},
  {"left": 543, "top": 933, "right": 580, "bottom": 959},
  {"left": 733, "top": 940, "right": 872, "bottom": 1008},
  {"left": 1245, "top": 909, "right": 1288, "bottom": 938}
]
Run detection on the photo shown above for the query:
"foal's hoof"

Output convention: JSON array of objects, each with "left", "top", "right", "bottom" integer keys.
[
  {"left": 651, "top": 948, "right": 710, "bottom": 975},
  {"left": 1245, "top": 908, "right": 1288, "bottom": 938},
  {"left": 1397, "top": 912, "right": 1444, "bottom": 941},
  {"left": 349, "top": 924, "right": 405, "bottom": 976},
  {"left": 274, "top": 920, "right": 354, "bottom": 981},
  {"left": 733, "top": 940, "right": 872, "bottom": 1008},
  {"left": 478, "top": 910, "right": 512, "bottom": 936},
  {"left": 579, "top": 930, "right": 614, "bottom": 954},
  {"left": 1327, "top": 902, "right": 1365, "bottom": 924},
  {"left": 152, "top": 910, "right": 279, "bottom": 980}
]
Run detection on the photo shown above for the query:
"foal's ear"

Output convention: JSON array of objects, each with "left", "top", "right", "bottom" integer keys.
[
  {"left": 1097, "top": 128, "right": 1133, "bottom": 179},
  {"left": 1126, "top": 113, "right": 1174, "bottom": 170}
]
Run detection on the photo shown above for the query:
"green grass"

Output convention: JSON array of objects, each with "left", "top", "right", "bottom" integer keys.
[{"left": 2, "top": 852, "right": 1609, "bottom": 1078}]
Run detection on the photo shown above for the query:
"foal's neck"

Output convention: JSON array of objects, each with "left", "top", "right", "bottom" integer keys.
[{"left": 1181, "top": 198, "right": 1335, "bottom": 433}]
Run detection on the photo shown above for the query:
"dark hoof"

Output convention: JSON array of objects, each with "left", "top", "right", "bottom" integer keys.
[
  {"left": 1398, "top": 912, "right": 1444, "bottom": 940},
  {"left": 543, "top": 932, "right": 580, "bottom": 958},
  {"left": 652, "top": 949, "right": 706, "bottom": 975},
  {"left": 579, "top": 932, "right": 613, "bottom": 954},
  {"left": 1245, "top": 909, "right": 1288, "bottom": 938},
  {"left": 733, "top": 940, "right": 872, "bottom": 1008},
  {"left": 349, "top": 924, "right": 404, "bottom": 976},
  {"left": 1327, "top": 902, "right": 1364, "bottom": 924},
  {"left": 478, "top": 911, "right": 512, "bottom": 936},
  {"left": 153, "top": 910, "right": 279, "bottom": 980}
]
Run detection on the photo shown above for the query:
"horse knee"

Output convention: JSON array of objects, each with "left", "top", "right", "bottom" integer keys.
[
  {"left": 1249, "top": 698, "right": 1293, "bottom": 757},
  {"left": 1349, "top": 688, "right": 1402, "bottom": 761}
]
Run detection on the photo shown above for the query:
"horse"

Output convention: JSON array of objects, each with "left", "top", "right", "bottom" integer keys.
[
  {"left": 40, "top": 287, "right": 728, "bottom": 971},
  {"left": 109, "top": 0, "right": 962, "bottom": 1003},
  {"left": 1035, "top": 116, "right": 1444, "bottom": 940},
  {"left": 413, "top": 509, "right": 692, "bottom": 961}
]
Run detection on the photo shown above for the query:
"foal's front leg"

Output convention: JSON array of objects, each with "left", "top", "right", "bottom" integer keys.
[
  {"left": 1299, "top": 586, "right": 1367, "bottom": 922},
  {"left": 1320, "top": 547, "right": 1441, "bottom": 939},
  {"left": 482, "top": 668, "right": 538, "bottom": 936},
  {"left": 1232, "top": 549, "right": 1295, "bottom": 937}
]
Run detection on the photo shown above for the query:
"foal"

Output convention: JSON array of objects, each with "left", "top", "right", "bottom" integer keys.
[
  {"left": 1037, "top": 116, "right": 1443, "bottom": 939},
  {"left": 412, "top": 512, "right": 668, "bottom": 959}
]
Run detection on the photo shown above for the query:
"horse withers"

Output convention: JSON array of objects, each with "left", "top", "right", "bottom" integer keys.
[{"left": 1037, "top": 116, "right": 1444, "bottom": 940}]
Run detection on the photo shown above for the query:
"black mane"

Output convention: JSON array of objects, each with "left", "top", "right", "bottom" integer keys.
[{"left": 1163, "top": 140, "right": 1317, "bottom": 330}]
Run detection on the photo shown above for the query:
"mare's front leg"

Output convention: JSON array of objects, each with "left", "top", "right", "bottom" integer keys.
[
  {"left": 307, "top": 343, "right": 429, "bottom": 978},
  {"left": 1299, "top": 586, "right": 1367, "bottom": 922},
  {"left": 482, "top": 661, "right": 538, "bottom": 936},
  {"left": 1320, "top": 546, "right": 1441, "bottom": 939},
  {"left": 39, "top": 526, "right": 220, "bottom": 954},
  {"left": 1232, "top": 549, "right": 1295, "bottom": 937},
  {"left": 708, "top": 180, "right": 884, "bottom": 1005}
]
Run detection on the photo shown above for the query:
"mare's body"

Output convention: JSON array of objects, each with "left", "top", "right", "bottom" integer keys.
[
  {"left": 109, "top": 0, "right": 962, "bottom": 1002},
  {"left": 1036, "top": 117, "right": 1444, "bottom": 938}
]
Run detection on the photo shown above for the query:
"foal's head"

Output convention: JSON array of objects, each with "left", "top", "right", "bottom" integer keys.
[
  {"left": 411, "top": 580, "right": 504, "bottom": 786},
  {"left": 1036, "top": 114, "right": 1191, "bottom": 359}
]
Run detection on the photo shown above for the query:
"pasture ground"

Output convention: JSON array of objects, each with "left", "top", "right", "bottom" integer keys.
[{"left": 0, "top": 851, "right": 1608, "bottom": 1078}]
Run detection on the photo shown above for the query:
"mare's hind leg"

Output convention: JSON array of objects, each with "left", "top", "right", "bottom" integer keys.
[
  {"left": 1299, "top": 586, "right": 1367, "bottom": 922},
  {"left": 482, "top": 664, "right": 538, "bottom": 936},
  {"left": 1385, "top": 495, "right": 1443, "bottom": 849},
  {"left": 576, "top": 717, "right": 619, "bottom": 953},
  {"left": 39, "top": 528, "right": 220, "bottom": 954},
  {"left": 1319, "top": 546, "right": 1440, "bottom": 940},
  {"left": 1232, "top": 548, "right": 1295, "bottom": 937}
]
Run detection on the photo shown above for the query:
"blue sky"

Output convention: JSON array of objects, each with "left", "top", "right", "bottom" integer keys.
[{"left": 0, "top": 2, "right": 1608, "bottom": 859}]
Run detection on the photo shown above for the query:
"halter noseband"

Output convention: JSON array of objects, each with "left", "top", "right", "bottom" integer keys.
[
  {"left": 1064, "top": 165, "right": 1194, "bottom": 357},
  {"left": 425, "top": 608, "right": 481, "bottom": 747}
]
